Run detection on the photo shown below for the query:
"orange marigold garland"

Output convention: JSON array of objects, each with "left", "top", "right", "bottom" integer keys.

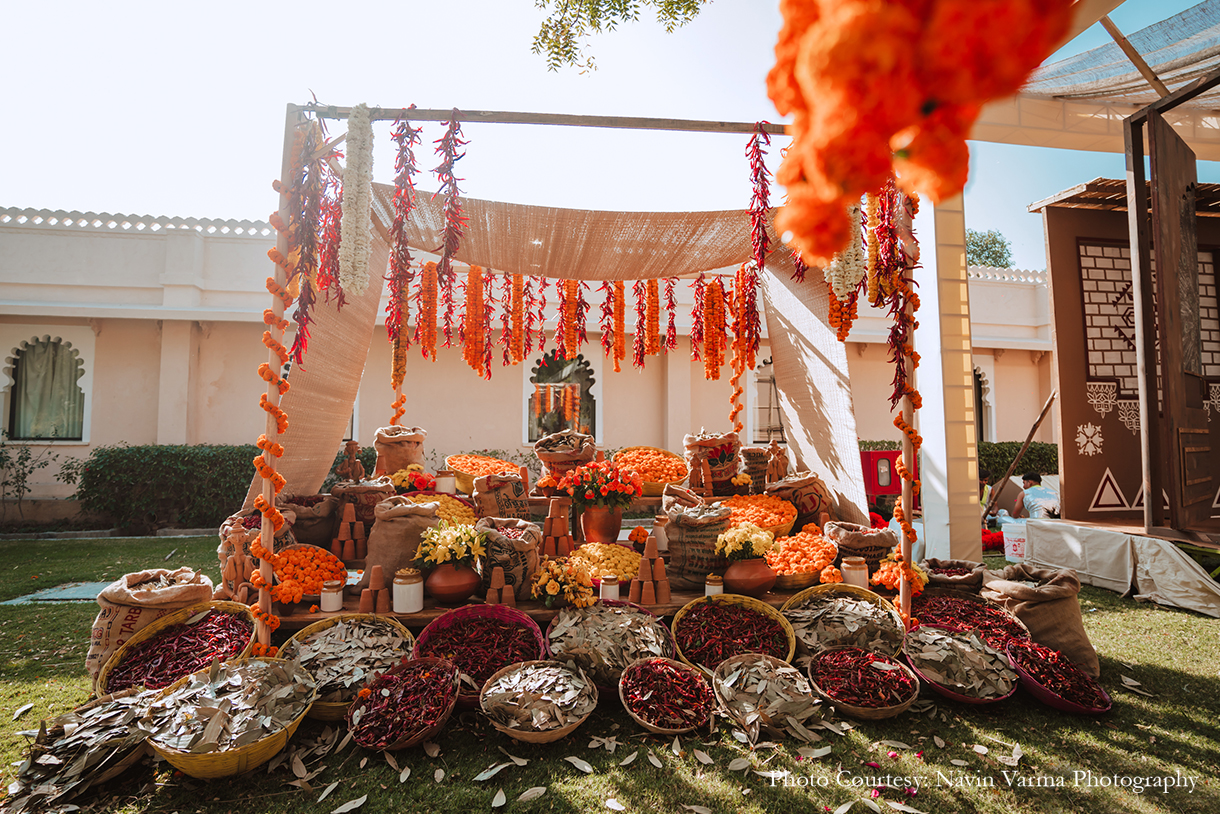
[
  {"left": 703, "top": 277, "right": 725, "bottom": 380},
  {"left": 613, "top": 281, "right": 626, "bottom": 372},
  {"left": 415, "top": 261, "right": 439, "bottom": 361},
  {"left": 390, "top": 393, "right": 407, "bottom": 425},
  {"left": 562, "top": 279, "right": 579, "bottom": 358},
  {"left": 511, "top": 274, "right": 525, "bottom": 364},
  {"left": 461, "top": 266, "right": 486, "bottom": 377}
]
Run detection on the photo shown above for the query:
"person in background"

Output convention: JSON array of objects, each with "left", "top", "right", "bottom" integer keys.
[
  {"left": 1013, "top": 472, "right": 1060, "bottom": 519},
  {"left": 979, "top": 469, "right": 992, "bottom": 509}
]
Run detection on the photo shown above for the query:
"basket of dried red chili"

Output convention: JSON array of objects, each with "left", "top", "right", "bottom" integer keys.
[
  {"left": 671, "top": 594, "right": 795, "bottom": 677},
  {"left": 910, "top": 588, "right": 1030, "bottom": 651},
  {"left": 619, "top": 657, "right": 715, "bottom": 734},
  {"left": 346, "top": 656, "right": 461, "bottom": 750},
  {"left": 1006, "top": 640, "right": 1112, "bottom": 714},
  {"left": 807, "top": 645, "right": 919, "bottom": 720},
  {"left": 96, "top": 601, "right": 255, "bottom": 696},
  {"left": 413, "top": 604, "right": 545, "bottom": 707}
]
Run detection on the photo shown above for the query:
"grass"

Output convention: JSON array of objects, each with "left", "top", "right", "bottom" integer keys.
[{"left": 0, "top": 543, "right": 1218, "bottom": 813}]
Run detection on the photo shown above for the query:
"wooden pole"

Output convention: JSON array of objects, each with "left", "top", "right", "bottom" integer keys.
[
  {"left": 1100, "top": 16, "right": 1170, "bottom": 99},
  {"left": 899, "top": 374, "right": 914, "bottom": 625},
  {"left": 982, "top": 390, "right": 1059, "bottom": 520}
]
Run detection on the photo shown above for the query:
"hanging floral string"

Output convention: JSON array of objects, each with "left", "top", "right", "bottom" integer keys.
[
  {"left": 482, "top": 268, "right": 496, "bottom": 378},
  {"left": 825, "top": 204, "right": 866, "bottom": 342},
  {"left": 434, "top": 111, "right": 468, "bottom": 348},
  {"left": 613, "top": 281, "right": 626, "bottom": 372},
  {"left": 728, "top": 268, "right": 747, "bottom": 432},
  {"left": 632, "top": 280, "right": 647, "bottom": 369},
  {"left": 562, "top": 279, "right": 580, "bottom": 358},
  {"left": 511, "top": 274, "right": 525, "bottom": 364},
  {"left": 865, "top": 192, "right": 882, "bottom": 306},
  {"left": 386, "top": 115, "right": 422, "bottom": 400},
  {"left": 690, "top": 273, "right": 706, "bottom": 362},
  {"left": 416, "top": 261, "right": 439, "bottom": 361},
  {"left": 338, "top": 103, "right": 374, "bottom": 299},
  {"left": 703, "top": 277, "right": 725, "bottom": 380},
  {"left": 664, "top": 277, "right": 678, "bottom": 352},
  {"left": 461, "top": 266, "right": 487, "bottom": 377}
]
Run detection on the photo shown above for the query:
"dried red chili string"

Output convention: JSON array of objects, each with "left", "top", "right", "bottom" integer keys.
[
  {"left": 433, "top": 112, "right": 467, "bottom": 348},
  {"left": 499, "top": 272, "right": 513, "bottom": 367},
  {"left": 664, "top": 277, "right": 678, "bottom": 352},
  {"left": 576, "top": 280, "right": 590, "bottom": 351},
  {"left": 739, "top": 121, "right": 769, "bottom": 362},
  {"left": 690, "top": 273, "right": 706, "bottom": 361},
  {"left": 386, "top": 116, "right": 422, "bottom": 363},
  {"left": 598, "top": 280, "right": 616, "bottom": 363},
  {"left": 536, "top": 277, "right": 550, "bottom": 354},
  {"left": 522, "top": 275, "right": 537, "bottom": 358}
]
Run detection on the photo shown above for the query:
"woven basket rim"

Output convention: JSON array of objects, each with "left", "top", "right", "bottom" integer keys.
[
  {"left": 480, "top": 659, "right": 598, "bottom": 743},
  {"left": 613, "top": 445, "right": 688, "bottom": 486},
  {"left": 1005, "top": 642, "right": 1112, "bottom": 714},
  {"left": 95, "top": 600, "right": 255, "bottom": 697},
  {"left": 618, "top": 656, "right": 711, "bottom": 735},
  {"left": 904, "top": 625, "right": 1020, "bottom": 704},
  {"left": 543, "top": 600, "right": 676, "bottom": 684},
  {"left": 281, "top": 613, "right": 415, "bottom": 715},
  {"left": 346, "top": 656, "right": 461, "bottom": 750},
  {"left": 712, "top": 652, "right": 814, "bottom": 722},
  {"left": 806, "top": 645, "right": 920, "bottom": 720},
  {"left": 670, "top": 594, "right": 796, "bottom": 678},
  {"left": 413, "top": 605, "right": 546, "bottom": 702}
]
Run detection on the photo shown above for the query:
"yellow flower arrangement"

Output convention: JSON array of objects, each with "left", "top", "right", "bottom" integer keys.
[
  {"left": 730, "top": 472, "right": 753, "bottom": 487},
  {"left": 715, "top": 522, "right": 776, "bottom": 562},
  {"left": 415, "top": 520, "right": 486, "bottom": 568},
  {"left": 530, "top": 556, "right": 595, "bottom": 609}
]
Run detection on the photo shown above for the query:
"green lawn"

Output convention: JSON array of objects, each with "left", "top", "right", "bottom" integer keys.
[{"left": 1, "top": 541, "right": 1218, "bottom": 813}]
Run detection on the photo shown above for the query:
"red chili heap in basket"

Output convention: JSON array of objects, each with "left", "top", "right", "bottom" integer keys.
[
  {"left": 911, "top": 595, "right": 1029, "bottom": 651},
  {"left": 674, "top": 602, "right": 787, "bottom": 671},
  {"left": 415, "top": 617, "right": 538, "bottom": 690},
  {"left": 810, "top": 647, "right": 916, "bottom": 709},
  {"left": 930, "top": 566, "right": 974, "bottom": 577},
  {"left": 105, "top": 610, "right": 252, "bottom": 693},
  {"left": 621, "top": 659, "right": 713, "bottom": 730},
  {"left": 348, "top": 659, "right": 460, "bottom": 750},
  {"left": 283, "top": 494, "right": 329, "bottom": 508},
  {"left": 1007, "top": 640, "right": 1109, "bottom": 710}
]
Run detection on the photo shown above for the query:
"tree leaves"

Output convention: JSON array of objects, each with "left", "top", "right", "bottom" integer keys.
[
  {"left": 518, "top": 787, "right": 547, "bottom": 802},
  {"left": 330, "top": 795, "right": 367, "bottom": 814},
  {"left": 491, "top": 789, "right": 507, "bottom": 808},
  {"left": 564, "top": 756, "right": 594, "bottom": 774}
]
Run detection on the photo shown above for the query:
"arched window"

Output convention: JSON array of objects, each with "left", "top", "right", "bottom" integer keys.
[
  {"left": 6, "top": 337, "right": 85, "bottom": 440},
  {"left": 527, "top": 350, "right": 596, "bottom": 442}
]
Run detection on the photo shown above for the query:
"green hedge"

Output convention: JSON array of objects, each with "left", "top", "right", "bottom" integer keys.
[{"left": 858, "top": 439, "right": 1058, "bottom": 484}]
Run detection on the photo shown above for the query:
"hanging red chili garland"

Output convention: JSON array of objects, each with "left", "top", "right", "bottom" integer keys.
[
  {"left": 576, "top": 280, "right": 590, "bottom": 351},
  {"left": 433, "top": 112, "right": 467, "bottom": 349},
  {"left": 285, "top": 125, "right": 341, "bottom": 366},
  {"left": 498, "top": 273, "right": 513, "bottom": 367},
  {"left": 690, "top": 273, "right": 706, "bottom": 362},
  {"left": 522, "top": 275, "right": 537, "bottom": 359},
  {"left": 387, "top": 117, "right": 422, "bottom": 401},
  {"left": 632, "top": 280, "right": 647, "bottom": 369},
  {"left": 598, "top": 280, "right": 616, "bottom": 365},
  {"left": 789, "top": 246, "right": 808, "bottom": 283},
  {"left": 664, "top": 277, "right": 678, "bottom": 353},
  {"left": 536, "top": 277, "right": 550, "bottom": 354},
  {"left": 737, "top": 121, "right": 770, "bottom": 363}
]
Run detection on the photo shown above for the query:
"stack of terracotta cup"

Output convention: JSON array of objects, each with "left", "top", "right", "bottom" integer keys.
[
  {"left": 543, "top": 498, "right": 575, "bottom": 557},
  {"left": 484, "top": 566, "right": 516, "bottom": 607},
  {"left": 358, "top": 565, "right": 390, "bottom": 613},
  {"left": 331, "top": 503, "right": 367, "bottom": 563},
  {"left": 627, "top": 534, "right": 670, "bottom": 606}
]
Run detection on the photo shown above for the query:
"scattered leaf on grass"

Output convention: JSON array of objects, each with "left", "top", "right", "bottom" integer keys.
[
  {"left": 728, "top": 758, "right": 751, "bottom": 771},
  {"left": 933, "top": 736, "right": 945, "bottom": 749},
  {"left": 318, "top": 781, "right": 339, "bottom": 803},
  {"left": 398, "top": 766, "right": 411, "bottom": 783},
  {"left": 732, "top": 730, "right": 749, "bottom": 743},
  {"left": 474, "top": 762, "right": 512, "bottom": 781},
  {"left": 885, "top": 803, "right": 928, "bottom": 813},
  {"left": 1121, "top": 675, "right": 1142, "bottom": 687},
  {"left": 648, "top": 751, "right": 663, "bottom": 768},
  {"left": 620, "top": 750, "right": 639, "bottom": 767},
  {"left": 606, "top": 799, "right": 626, "bottom": 810},
  {"left": 359, "top": 757, "right": 368, "bottom": 770},
  {"left": 330, "top": 795, "right": 368, "bottom": 814},
  {"left": 672, "top": 737, "right": 682, "bottom": 756},
  {"left": 565, "top": 756, "right": 594, "bottom": 774},
  {"left": 681, "top": 806, "right": 713, "bottom": 814},
  {"left": 833, "top": 802, "right": 855, "bottom": 814},
  {"left": 492, "top": 789, "right": 506, "bottom": 808},
  {"left": 861, "top": 799, "right": 882, "bottom": 813},
  {"left": 950, "top": 760, "right": 969, "bottom": 767},
  {"left": 384, "top": 752, "right": 399, "bottom": 773},
  {"left": 518, "top": 787, "right": 547, "bottom": 802},
  {"left": 799, "top": 746, "right": 833, "bottom": 759},
  {"left": 293, "top": 755, "right": 307, "bottom": 779},
  {"left": 972, "top": 745, "right": 988, "bottom": 755},
  {"left": 434, "top": 769, "right": 445, "bottom": 782},
  {"left": 11, "top": 704, "right": 33, "bottom": 721},
  {"left": 878, "top": 740, "right": 911, "bottom": 750},
  {"left": 694, "top": 749, "right": 713, "bottom": 765},
  {"left": 424, "top": 742, "right": 440, "bottom": 758},
  {"left": 498, "top": 746, "right": 528, "bottom": 766}
]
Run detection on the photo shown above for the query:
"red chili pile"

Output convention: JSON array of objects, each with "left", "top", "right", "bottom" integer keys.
[
  {"left": 929, "top": 565, "right": 974, "bottom": 577},
  {"left": 105, "top": 610, "right": 252, "bottom": 693},
  {"left": 348, "top": 659, "right": 460, "bottom": 749},
  {"left": 674, "top": 602, "right": 788, "bottom": 671},
  {"left": 283, "top": 494, "right": 329, "bottom": 508},
  {"left": 911, "top": 595, "right": 1029, "bottom": 650},
  {"left": 415, "top": 617, "right": 539, "bottom": 692},
  {"left": 621, "top": 659, "right": 713, "bottom": 730},
  {"left": 1008, "top": 640, "right": 1109, "bottom": 711},
  {"left": 810, "top": 647, "right": 916, "bottom": 708}
]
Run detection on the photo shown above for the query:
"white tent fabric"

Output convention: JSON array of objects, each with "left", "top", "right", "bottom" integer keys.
[
  {"left": 1132, "top": 536, "right": 1220, "bottom": 618},
  {"left": 1025, "top": 520, "right": 1134, "bottom": 594}
]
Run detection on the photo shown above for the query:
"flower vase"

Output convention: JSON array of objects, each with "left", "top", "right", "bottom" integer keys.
[
  {"left": 579, "top": 505, "right": 624, "bottom": 544},
  {"left": 723, "top": 557, "right": 776, "bottom": 598},
  {"left": 425, "top": 563, "right": 481, "bottom": 605}
]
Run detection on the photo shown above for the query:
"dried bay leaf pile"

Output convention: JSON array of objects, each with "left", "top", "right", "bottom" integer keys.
[
  {"left": 906, "top": 627, "right": 1016, "bottom": 700},
  {"left": 784, "top": 595, "right": 905, "bottom": 660},
  {"left": 138, "top": 658, "right": 317, "bottom": 754},
  {"left": 713, "top": 654, "right": 820, "bottom": 742},
  {"left": 548, "top": 603, "right": 670, "bottom": 686},
  {"left": 279, "top": 618, "right": 411, "bottom": 703},
  {"left": 482, "top": 661, "right": 597, "bottom": 734}
]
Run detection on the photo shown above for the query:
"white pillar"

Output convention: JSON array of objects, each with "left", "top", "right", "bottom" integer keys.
[
  {"left": 664, "top": 336, "right": 692, "bottom": 452},
  {"left": 914, "top": 195, "right": 983, "bottom": 561},
  {"left": 156, "top": 320, "right": 191, "bottom": 444}
]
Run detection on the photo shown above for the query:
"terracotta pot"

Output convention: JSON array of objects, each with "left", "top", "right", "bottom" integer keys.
[
  {"left": 425, "top": 563, "right": 482, "bottom": 604},
  {"left": 723, "top": 557, "right": 776, "bottom": 598},
  {"left": 579, "top": 505, "right": 624, "bottom": 544}
]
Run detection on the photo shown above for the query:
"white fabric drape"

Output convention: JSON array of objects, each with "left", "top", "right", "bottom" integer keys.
[{"left": 12, "top": 338, "right": 83, "bottom": 439}]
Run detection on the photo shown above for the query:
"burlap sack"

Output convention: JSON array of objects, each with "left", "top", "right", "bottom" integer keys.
[
  {"left": 740, "top": 447, "right": 770, "bottom": 494},
  {"left": 216, "top": 508, "right": 297, "bottom": 603},
  {"left": 374, "top": 425, "right": 428, "bottom": 476},
  {"left": 473, "top": 473, "right": 531, "bottom": 520},
  {"left": 683, "top": 431, "right": 740, "bottom": 496},
  {"left": 331, "top": 478, "right": 396, "bottom": 525},
  {"left": 765, "top": 471, "right": 835, "bottom": 529},
  {"left": 352, "top": 497, "right": 441, "bottom": 593},
  {"left": 534, "top": 429, "right": 597, "bottom": 479},
  {"left": 86, "top": 567, "right": 214, "bottom": 680},
  {"left": 921, "top": 558, "right": 986, "bottom": 592},
  {"left": 475, "top": 517, "right": 542, "bottom": 600},
  {"left": 981, "top": 564, "right": 1100, "bottom": 677},
  {"left": 277, "top": 494, "right": 340, "bottom": 547},
  {"left": 662, "top": 484, "right": 732, "bottom": 590},
  {"left": 824, "top": 521, "right": 899, "bottom": 573}
]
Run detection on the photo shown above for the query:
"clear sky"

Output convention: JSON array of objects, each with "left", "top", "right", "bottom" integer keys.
[{"left": 1, "top": 1, "right": 1209, "bottom": 273}]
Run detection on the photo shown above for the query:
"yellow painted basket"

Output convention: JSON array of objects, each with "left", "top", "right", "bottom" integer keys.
[
  {"left": 147, "top": 657, "right": 316, "bottom": 779},
  {"left": 95, "top": 600, "right": 256, "bottom": 697},
  {"left": 670, "top": 594, "right": 796, "bottom": 678},
  {"left": 445, "top": 454, "right": 519, "bottom": 496},
  {"left": 279, "top": 613, "right": 414, "bottom": 721},
  {"left": 612, "top": 446, "right": 688, "bottom": 497}
]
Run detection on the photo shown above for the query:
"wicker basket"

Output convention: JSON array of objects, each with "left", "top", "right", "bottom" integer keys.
[
  {"left": 904, "top": 625, "right": 1019, "bottom": 705},
  {"left": 826, "top": 522, "right": 897, "bottom": 574},
  {"left": 347, "top": 656, "right": 461, "bottom": 750},
  {"left": 712, "top": 652, "right": 816, "bottom": 731},
  {"left": 413, "top": 604, "right": 546, "bottom": 707},
  {"left": 613, "top": 446, "right": 688, "bottom": 497},
  {"left": 32, "top": 689, "right": 151, "bottom": 788},
  {"left": 445, "top": 455, "right": 518, "bottom": 496},
  {"left": 619, "top": 657, "right": 713, "bottom": 735},
  {"left": 480, "top": 659, "right": 598, "bottom": 743},
  {"left": 780, "top": 583, "right": 905, "bottom": 656},
  {"left": 543, "top": 599, "right": 675, "bottom": 691},
  {"left": 147, "top": 658, "right": 315, "bottom": 779},
  {"left": 774, "top": 571, "right": 820, "bottom": 592},
  {"left": 671, "top": 594, "right": 796, "bottom": 678},
  {"left": 911, "top": 587, "right": 1032, "bottom": 643},
  {"left": 807, "top": 645, "right": 920, "bottom": 720},
  {"left": 280, "top": 613, "right": 414, "bottom": 721},
  {"left": 95, "top": 600, "right": 256, "bottom": 697}
]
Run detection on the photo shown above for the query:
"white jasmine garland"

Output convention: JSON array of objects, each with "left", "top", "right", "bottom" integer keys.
[
  {"left": 825, "top": 204, "right": 866, "bottom": 299},
  {"left": 338, "top": 102, "right": 374, "bottom": 298}
]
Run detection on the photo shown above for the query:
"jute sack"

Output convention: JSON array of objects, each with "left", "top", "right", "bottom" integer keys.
[
  {"left": 353, "top": 497, "right": 441, "bottom": 594},
  {"left": 86, "top": 567, "right": 214, "bottom": 680},
  {"left": 765, "top": 471, "right": 835, "bottom": 530},
  {"left": 662, "top": 484, "right": 731, "bottom": 590},
  {"left": 332, "top": 478, "right": 396, "bottom": 525},
  {"left": 473, "top": 473, "right": 531, "bottom": 520},
  {"left": 920, "top": 558, "right": 986, "bottom": 592},
  {"left": 683, "top": 431, "right": 740, "bottom": 496},
  {"left": 534, "top": 429, "right": 596, "bottom": 480},
  {"left": 982, "top": 564, "right": 1100, "bottom": 678},
  {"left": 475, "top": 517, "right": 542, "bottom": 600},
  {"left": 374, "top": 425, "right": 428, "bottom": 476},
  {"left": 277, "top": 494, "right": 340, "bottom": 547},
  {"left": 740, "top": 447, "right": 770, "bottom": 494}
]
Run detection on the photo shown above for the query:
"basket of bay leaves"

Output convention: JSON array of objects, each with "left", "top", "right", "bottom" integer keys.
[
  {"left": 279, "top": 614, "right": 414, "bottom": 721},
  {"left": 780, "top": 584, "right": 905, "bottom": 660},
  {"left": 140, "top": 657, "right": 316, "bottom": 779},
  {"left": 7, "top": 689, "right": 155, "bottom": 813},
  {"left": 904, "top": 625, "right": 1018, "bottom": 704},
  {"left": 711, "top": 653, "right": 820, "bottom": 741},
  {"left": 807, "top": 645, "right": 920, "bottom": 720},
  {"left": 544, "top": 599, "right": 674, "bottom": 691},
  {"left": 347, "top": 656, "right": 461, "bottom": 750},
  {"left": 480, "top": 659, "right": 599, "bottom": 743}
]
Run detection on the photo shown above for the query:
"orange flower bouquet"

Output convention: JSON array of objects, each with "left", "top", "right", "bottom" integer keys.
[{"left": 559, "top": 460, "right": 643, "bottom": 510}]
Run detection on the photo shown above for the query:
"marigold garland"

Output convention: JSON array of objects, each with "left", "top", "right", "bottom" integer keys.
[
  {"left": 256, "top": 434, "right": 284, "bottom": 458},
  {"left": 259, "top": 393, "right": 289, "bottom": 434},
  {"left": 563, "top": 279, "right": 579, "bottom": 358},
  {"left": 263, "top": 309, "right": 290, "bottom": 332},
  {"left": 613, "top": 281, "right": 626, "bottom": 372},
  {"left": 253, "top": 495, "right": 286, "bottom": 533},
  {"left": 262, "top": 331, "right": 290, "bottom": 366},
  {"left": 416, "top": 261, "right": 439, "bottom": 361},
  {"left": 703, "top": 278, "right": 725, "bottom": 380},
  {"left": 249, "top": 604, "right": 281, "bottom": 632},
  {"left": 511, "top": 274, "right": 525, "bottom": 364},
  {"left": 257, "top": 363, "right": 290, "bottom": 396},
  {"left": 265, "top": 278, "right": 294, "bottom": 310},
  {"left": 461, "top": 266, "right": 487, "bottom": 377},
  {"left": 390, "top": 392, "right": 407, "bottom": 425}
]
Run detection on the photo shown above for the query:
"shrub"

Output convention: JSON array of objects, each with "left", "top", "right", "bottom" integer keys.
[{"left": 858, "top": 439, "right": 1059, "bottom": 485}]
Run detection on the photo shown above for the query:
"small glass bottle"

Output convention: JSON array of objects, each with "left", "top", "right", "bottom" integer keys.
[
  {"left": 320, "top": 579, "right": 344, "bottom": 612},
  {"left": 434, "top": 470, "right": 457, "bottom": 495},
  {"left": 841, "top": 557, "right": 869, "bottom": 589},
  {"left": 705, "top": 574, "right": 724, "bottom": 597},
  {"left": 393, "top": 567, "right": 424, "bottom": 613},
  {"left": 599, "top": 575, "right": 619, "bottom": 601}
]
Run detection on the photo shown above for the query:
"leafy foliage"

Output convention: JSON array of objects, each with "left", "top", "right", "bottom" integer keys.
[
  {"left": 858, "top": 439, "right": 1058, "bottom": 484},
  {"left": 0, "top": 432, "right": 59, "bottom": 517},
  {"left": 965, "top": 228, "right": 1014, "bottom": 268},
  {"left": 531, "top": 0, "right": 706, "bottom": 71}
]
